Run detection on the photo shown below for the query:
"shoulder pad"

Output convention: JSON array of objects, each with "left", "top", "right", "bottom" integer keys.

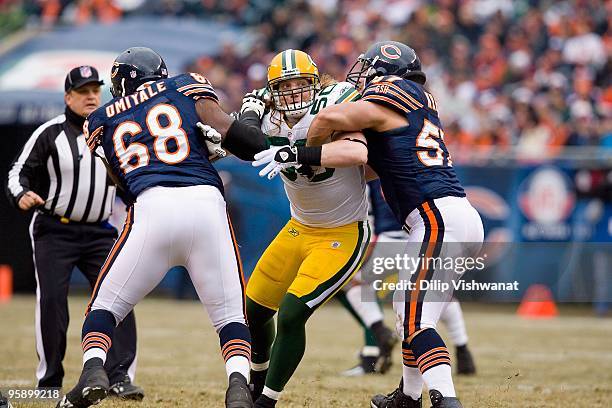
[
  {"left": 320, "top": 81, "right": 361, "bottom": 104},
  {"left": 362, "top": 76, "right": 424, "bottom": 114},
  {"left": 171, "top": 73, "right": 219, "bottom": 102}
]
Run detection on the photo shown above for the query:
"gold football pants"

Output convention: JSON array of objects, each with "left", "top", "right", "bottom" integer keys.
[{"left": 247, "top": 218, "right": 371, "bottom": 310}]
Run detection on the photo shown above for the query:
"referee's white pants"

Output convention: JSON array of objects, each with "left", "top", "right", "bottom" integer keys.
[{"left": 88, "top": 185, "right": 246, "bottom": 332}]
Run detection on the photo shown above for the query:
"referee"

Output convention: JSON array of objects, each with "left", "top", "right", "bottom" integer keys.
[{"left": 6, "top": 66, "right": 143, "bottom": 400}]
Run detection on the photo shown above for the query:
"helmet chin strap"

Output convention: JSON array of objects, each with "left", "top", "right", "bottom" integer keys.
[{"left": 284, "top": 107, "right": 309, "bottom": 120}]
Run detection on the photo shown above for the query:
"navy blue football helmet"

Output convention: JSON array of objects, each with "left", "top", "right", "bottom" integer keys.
[
  {"left": 346, "top": 41, "right": 426, "bottom": 89},
  {"left": 110, "top": 47, "right": 168, "bottom": 98}
]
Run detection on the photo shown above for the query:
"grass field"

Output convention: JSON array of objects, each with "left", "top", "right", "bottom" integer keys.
[{"left": 1, "top": 295, "right": 611, "bottom": 407}]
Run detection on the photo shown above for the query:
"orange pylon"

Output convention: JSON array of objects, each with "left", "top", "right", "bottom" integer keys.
[
  {"left": 517, "top": 284, "right": 558, "bottom": 319},
  {"left": 0, "top": 265, "right": 13, "bottom": 304}
]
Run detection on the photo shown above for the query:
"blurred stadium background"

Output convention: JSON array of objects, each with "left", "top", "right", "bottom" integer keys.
[{"left": 0, "top": 0, "right": 610, "bottom": 406}]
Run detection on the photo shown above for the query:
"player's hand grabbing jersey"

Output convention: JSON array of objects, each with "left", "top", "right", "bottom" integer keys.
[
  {"left": 261, "top": 81, "right": 367, "bottom": 228},
  {"left": 84, "top": 73, "right": 223, "bottom": 200},
  {"left": 361, "top": 75, "right": 465, "bottom": 222}
]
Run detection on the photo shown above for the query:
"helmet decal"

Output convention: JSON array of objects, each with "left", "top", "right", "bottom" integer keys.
[
  {"left": 110, "top": 47, "right": 168, "bottom": 98},
  {"left": 346, "top": 41, "right": 426, "bottom": 88},
  {"left": 380, "top": 44, "right": 402, "bottom": 60},
  {"left": 111, "top": 63, "right": 119, "bottom": 78}
]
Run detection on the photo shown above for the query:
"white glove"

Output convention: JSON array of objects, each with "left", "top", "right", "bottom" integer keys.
[
  {"left": 240, "top": 89, "right": 268, "bottom": 119},
  {"left": 196, "top": 122, "right": 227, "bottom": 160},
  {"left": 252, "top": 145, "right": 298, "bottom": 179}
]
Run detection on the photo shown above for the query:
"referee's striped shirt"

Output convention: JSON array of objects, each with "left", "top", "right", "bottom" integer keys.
[{"left": 7, "top": 109, "right": 116, "bottom": 223}]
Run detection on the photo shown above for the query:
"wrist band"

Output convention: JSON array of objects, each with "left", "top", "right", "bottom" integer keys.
[{"left": 296, "top": 146, "right": 322, "bottom": 166}]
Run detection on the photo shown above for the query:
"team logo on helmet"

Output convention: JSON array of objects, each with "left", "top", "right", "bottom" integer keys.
[
  {"left": 130, "top": 70, "right": 137, "bottom": 79},
  {"left": 79, "top": 66, "right": 92, "bottom": 78},
  {"left": 380, "top": 44, "right": 402, "bottom": 60},
  {"left": 111, "top": 62, "right": 119, "bottom": 78}
]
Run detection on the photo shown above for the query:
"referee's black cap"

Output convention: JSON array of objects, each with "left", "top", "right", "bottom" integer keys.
[{"left": 65, "top": 65, "right": 104, "bottom": 92}]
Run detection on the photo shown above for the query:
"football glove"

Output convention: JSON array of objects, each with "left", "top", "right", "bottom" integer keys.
[
  {"left": 252, "top": 145, "right": 299, "bottom": 179},
  {"left": 196, "top": 122, "right": 227, "bottom": 161},
  {"left": 240, "top": 88, "right": 269, "bottom": 119}
]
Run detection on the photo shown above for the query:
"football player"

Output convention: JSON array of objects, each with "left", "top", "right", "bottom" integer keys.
[
  {"left": 337, "top": 181, "right": 400, "bottom": 377},
  {"left": 342, "top": 180, "right": 477, "bottom": 378},
  {"left": 253, "top": 41, "right": 484, "bottom": 408},
  {"left": 238, "top": 49, "right": 371, "bottom": 407},
  {"left": 57, "top": 46, "right": 271, "bottom": 408}
]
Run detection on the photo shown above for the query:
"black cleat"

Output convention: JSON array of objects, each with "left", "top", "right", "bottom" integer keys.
[
  {"left": 371, "top": 382, "right": 422, "bottom": 408},
  {"left": 109, "top": 375, "right": 144, "bottom": 401},
  {"left": 249, "top": 369, "right": 267, "bottom": 401},
  {"left": 226, "top": 372, "right": 253, "bottom": 408},
  {"left": 56, "top": 358, "right": 109, "bottom": 408},
  {"left": 373, "top": 325, "right": 399, "bottom": 374},
  {"left": 0, "top": 392, "right": 13, "bottom": 408},
  {"left": 254, "top": 394, "right": 276, "bottom": 408},
  {"left": 455, "top": 345, "right": 476, "bottom": 375},
  {"left": 341, "top": 348, "right": 379, "bottom": 376},
  {"left": 429, "top": 390, "right": 463, "bottom": 408}
]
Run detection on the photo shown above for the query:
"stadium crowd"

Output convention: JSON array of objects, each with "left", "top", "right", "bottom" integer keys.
[{"left": 2, "top": 0, "right": 610, "bottom": 153}]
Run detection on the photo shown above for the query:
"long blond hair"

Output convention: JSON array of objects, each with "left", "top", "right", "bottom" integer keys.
[{"left": 319, "top": 73, "right": 338, "bottom": 89}]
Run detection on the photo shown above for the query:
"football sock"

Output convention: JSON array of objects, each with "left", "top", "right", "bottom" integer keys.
[
  {"left": 265, "top": 294, "right": 313, "bottom": 395},
  {"left": 246, "top": 297, "right": 276, "bottom": 395},
  {"left": 219, "top": 322, "right": 251, "bottom": 382},
  {"left": 440, "top": 300, "right": 468, "bottom": 346},
  {"left": 402, "top": 341, "right": 424, "bottom": 400},
  {"left": 346, "top": 284, "right": 384, "bottom": 327},
  {"left": 335, "top": 290, "right": 377, "bottom": 347},
  {"left": 410, "top": 328, "right": 455, "bottom": 397},
  {"left": 246, "top": 297, "right": 276, "bottom": 364},
  {"left": 262, "top": 386, "right": 281, "bottom": 401},
  {"left": 81, "top": 309, "right": 116, "bottom": 365},
  {"left": 371, "top": 320, "right": 390, "bottom": 347}
]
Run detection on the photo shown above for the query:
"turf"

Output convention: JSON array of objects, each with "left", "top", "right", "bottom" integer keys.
[{"left": 1, "top": 296, "right": 611, "bottom": 407}]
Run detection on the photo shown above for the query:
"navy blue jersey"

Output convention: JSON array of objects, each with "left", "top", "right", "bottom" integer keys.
[
  {"left": 85, "top": 73, "right": 223, "bottom": 200},
  {"left": 362, "top": 75, "right": 465, "bottom": 223},
  {"left": 368, "top": 179, "right": 402, "bottom": 234}
]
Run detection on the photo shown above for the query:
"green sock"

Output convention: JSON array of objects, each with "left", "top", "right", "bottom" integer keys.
[
  {"left": 265, "top": 294, "right": 313, "bottom": 393},
  {"left": 335, "top": 291, "right": 377, "bottom": 347}
]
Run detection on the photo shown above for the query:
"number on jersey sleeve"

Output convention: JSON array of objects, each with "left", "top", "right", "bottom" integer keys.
[
  {"left": 174, "top": 73, "right": 219, "bottom": 102},
  {"left": 362, "top": 76, "right": 424, "bottom": 115}
]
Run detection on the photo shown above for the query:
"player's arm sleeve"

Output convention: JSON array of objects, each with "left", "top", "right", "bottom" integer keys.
[
  {"left": 307, "top": 99, "right": 386, "bottom": 145},
  {"left": 224, "top": 111, "right": 269, "bottom": 161},
  {"left": 361, "top": 77, "right": 424, "bottom": 116},
  {"left": 195, "top": 99, "right": 268, "bottom": 162},
  {"left": 6, "top": 125, "right": 51, "bottom": 207}
]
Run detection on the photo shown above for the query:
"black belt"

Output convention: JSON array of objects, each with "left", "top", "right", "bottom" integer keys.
[{"left": 38, "top": 210, "right": 105, "bottom": 226}]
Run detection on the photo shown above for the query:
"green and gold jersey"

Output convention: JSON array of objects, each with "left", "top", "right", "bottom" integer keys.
[{"left": 261, "top": 81, "right": 367, "bottom": 228}]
